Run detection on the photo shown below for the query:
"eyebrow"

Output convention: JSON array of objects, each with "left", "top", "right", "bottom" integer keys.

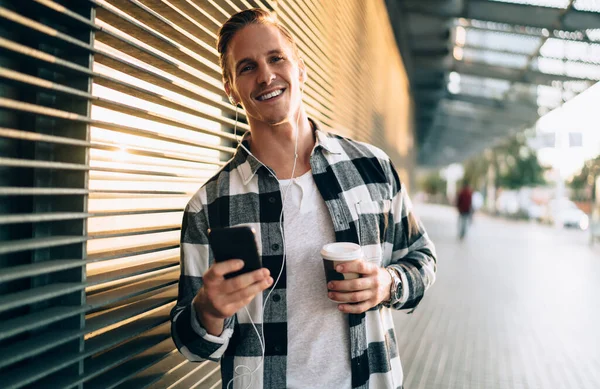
[{"left": 234, "top": 49, "right": 284, "bottom": 72}]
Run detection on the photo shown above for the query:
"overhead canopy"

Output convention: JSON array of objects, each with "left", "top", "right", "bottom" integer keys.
[{"left": 385, "top": 0, "right": 600, "bottom": 167}]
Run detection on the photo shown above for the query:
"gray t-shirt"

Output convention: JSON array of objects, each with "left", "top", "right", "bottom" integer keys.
[{"left": 279, "top": 170, "right": 352, "bottom": 389}]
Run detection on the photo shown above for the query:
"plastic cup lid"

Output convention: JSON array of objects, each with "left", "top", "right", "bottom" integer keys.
[{"left": 320, "top": 242, "right": 363, "bottom": 261}]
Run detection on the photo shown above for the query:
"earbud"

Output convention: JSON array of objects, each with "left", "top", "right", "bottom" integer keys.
[{"left": 229, "top": 95, "right": 236, "bottom": 105}]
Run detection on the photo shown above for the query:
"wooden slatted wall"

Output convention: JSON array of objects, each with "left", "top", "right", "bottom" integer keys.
[{"left": 0, "top": 1, "right": 413, "bottom": 388}]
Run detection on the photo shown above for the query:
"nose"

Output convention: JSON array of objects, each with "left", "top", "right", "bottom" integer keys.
[{"left": 256, "top": 63, "right": 276, "bottom": 85}]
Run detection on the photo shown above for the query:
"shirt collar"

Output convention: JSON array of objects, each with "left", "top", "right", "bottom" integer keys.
[
  {"left": 311, "top": 118, "right": 343, "bottom": 155},
  {"left": 234, "top": 118, "right": 343, "bottom": 185}
]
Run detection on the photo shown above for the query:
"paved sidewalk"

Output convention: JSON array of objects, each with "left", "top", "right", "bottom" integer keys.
[{"left": 394, "top": 203, "right": 600, "bottom": 389}]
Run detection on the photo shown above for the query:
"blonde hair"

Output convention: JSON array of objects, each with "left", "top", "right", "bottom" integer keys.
[{"left": 217, "top": 8, "right": 300, "bottom": 83}]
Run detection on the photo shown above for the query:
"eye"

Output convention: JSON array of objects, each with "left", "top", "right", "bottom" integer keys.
[
  {"left": 271, "top": 56, "right": 284, "bottom": 63},
  {"left": 240, "top": 64, "right": 254, "bottom": 73}
]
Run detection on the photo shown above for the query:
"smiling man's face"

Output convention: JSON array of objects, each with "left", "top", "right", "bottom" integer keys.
[{"left": 226, "top": 23, "right": 304, "bottom": 127}]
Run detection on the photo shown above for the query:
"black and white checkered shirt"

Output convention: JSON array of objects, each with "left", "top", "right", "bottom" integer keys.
[{"left": 171, "top": 120, "right": 437, "bottom": 389}]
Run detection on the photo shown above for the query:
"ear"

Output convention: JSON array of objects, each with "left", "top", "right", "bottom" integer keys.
[
  {"left": 298, "top": 58, "right": 307, "bottom": 83},
  {"left": 224, "top": 81, "right": 238, "bottom": 105}
]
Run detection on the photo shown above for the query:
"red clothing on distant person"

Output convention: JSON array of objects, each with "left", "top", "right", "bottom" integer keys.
[{"left": 457, "top": 187, "right": 473, "bottom": 214}]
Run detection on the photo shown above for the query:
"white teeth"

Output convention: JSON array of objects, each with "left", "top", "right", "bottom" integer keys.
[{"left": 257, "top": 89, "right": 283, "bottom": 101}]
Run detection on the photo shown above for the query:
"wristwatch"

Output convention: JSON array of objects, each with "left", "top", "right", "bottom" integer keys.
[{"left": 383, "top": 267, "right": 402, "bottom": 308}]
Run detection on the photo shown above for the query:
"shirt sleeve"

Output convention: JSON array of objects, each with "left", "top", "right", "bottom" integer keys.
[
  {"left": 170, "top": 199, "right": 235, "bottom": 362},
  {"left": 384, "top": 160, "right": 437, "bottom": 311}
]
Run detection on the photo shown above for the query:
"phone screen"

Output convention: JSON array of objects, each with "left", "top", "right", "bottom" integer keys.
[{"left": 208, "top": 226, "right": 262, "bottom": 279}]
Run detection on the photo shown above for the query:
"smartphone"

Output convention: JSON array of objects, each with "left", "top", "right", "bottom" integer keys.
[{"left": 208, "top": 226, "right": 262, "bottom": 279}]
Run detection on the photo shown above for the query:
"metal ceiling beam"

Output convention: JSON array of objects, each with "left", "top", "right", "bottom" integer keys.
[
  {"left": 447, "top": 93, "right": 540, "bottom": 111},
  {"left": 416, "top": 92, "right": 540, "bottom": 113},
  {"left": 432, "top": 112, "right": 523, "bottom": 129},
  {"left": 462, "top": 25, "right": 598, "bottom": 45},
  {"left": 453, "top": 61, "right": 589, "bottom": 84},
  {"left": 460, "top": 43, "right": 600, "bottom": 68},
  {"left": 404, "top": 0, "right": 600, "bottom": 31},
  {"left": 441, "top": 96, "right": 539, "bottom": 115},
  {"left": 433, "top": 110, "right": 534, "bottom": 127},
  {"left": 413, "top": 56, "right": 587, "bottom": 85}
]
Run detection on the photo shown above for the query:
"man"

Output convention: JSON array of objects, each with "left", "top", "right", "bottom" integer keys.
[
  {"left": 456, "top": 181, "right": 473, "bottom": 240},
  {"left": 170, "top": 8, "right": 437, "bottom": 389}
]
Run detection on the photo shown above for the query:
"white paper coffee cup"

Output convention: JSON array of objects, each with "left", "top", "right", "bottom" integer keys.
[{"left": 321, "top": 243, "right": 363, "bottom": 302}]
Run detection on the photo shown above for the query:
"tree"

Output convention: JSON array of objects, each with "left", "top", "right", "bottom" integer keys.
[
  {"left": 569, "top": 155, "right": 600, "bottom": 201},
  {"left": 418, "top": 171, "right": 446, "bottom": 195},
  {"left": 495, "top": 136, "right": 547, "bottom": 189},
  {"left": 462, "top": 133, "right": 547, "bottom": 190}
]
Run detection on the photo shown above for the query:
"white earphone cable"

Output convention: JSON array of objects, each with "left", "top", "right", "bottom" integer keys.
[{"left": 227, "top": 87, "right": 303, "bottom": 389}]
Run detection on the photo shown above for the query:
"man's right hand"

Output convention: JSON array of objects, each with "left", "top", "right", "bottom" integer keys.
[{"left": 192, "top": 259, "right": 273, "bottom": 336}]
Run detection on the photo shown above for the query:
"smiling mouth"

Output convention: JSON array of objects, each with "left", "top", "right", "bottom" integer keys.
[{"left": 255, "top": 88, "right": 285, "bottom": 101}]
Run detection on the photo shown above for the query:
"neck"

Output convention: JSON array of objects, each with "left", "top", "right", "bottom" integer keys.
[{"left": 247, "top": 109, "right": 314, "bottom": 180}]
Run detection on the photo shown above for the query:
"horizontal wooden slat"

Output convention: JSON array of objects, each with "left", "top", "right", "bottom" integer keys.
[
  {"left": 95, "top": 27, "right": 223, "bottom": 95},
  {"left": 154, "top": 361, "right": 221, "bottom": 389},
  {"left": 117, "top": 351, "right": 191, "bottom": 389},
  {"left": 0, "top": 329, "right": 81, "bottom": 370},
  {"left": 91, "top": 209, "right": 183, "bottom": 217},
  {"left": 31, "top": 0, "right": 97, "bottom": 28},
  {"left": 0, "top": 310, "right": 171, "bottom": 389},
  {"left": 0, "top": 127, "right": 236, "bottom": 155},
  {"left": 92, "top": 76, "right": 242, "bottom": 129},
  {"left": 0, "top": 157, "right": 91, "bottom": 171},
  {"left": 104, "top": 0, "right": 218, "bottom": 54},
  {"left": 93, "top": 0, "right": 222, "bottom": 79},
  {"left": 0, "top": 34, "right": 243, "bottom": 119},
  {"left": 137, "top": 0, "right": 219, "bottom": 46},
  {"left": 0, "top": 66, "right": 90, "bottom": 99},
  {"left": 87, "top": 271, "right": 178, "bottom": 309},
  {"left": 39, "top": 319, "right": 172, "bottom": 389},
  {"left": 87, "top": 260, "right": 179, "bottom": 286},
  {"left": 0, "top": 66, "right": 245, "bottom": 135},
  {"left": 0, "top": 156, "right": 221, "bottom": 176},
  {"left": 86, "top": 338, "right": 176, "bottom": 389},
  {"left": 0, "top": 97, "right": 241, "bottom": 142},
  {"left": 89, "top": 225, "right": 181, "bottom": 239},
  {"left": 0, "top": 212, "right": 90, "bottom": 224},
  {"left": 0, "top": 35, "right": 91, "bottom": 76},
  {"left": 143, "top": 358, "right": 217, "bottom": 389},
  {"left": 91, "top": 97, "right": 239, "bottom": 140},
  {"left": 166, "top": 361, "right": 221, "bottom": 389},
  {"left": 0, "top": 282, "right": 85, "bottom": 314},
  {"left": 0, "top": 259, "right": 83, "bottom": 283},
  {"left": 0, "top": 305, "right": 86, "bottom": 342},
  {"left": 0, "top": 187, "right": 191, "bottom": 196},
  {"left": 0, "top": 236, "right": 87, "bottom": 255},
  {"left": 86, "top": 286, "right": 177, "bottom": 334},
  {"left": 0, "top": 350, "right": 80, "bottom": 389},
  {"left": 0, "top": 6, "right": 93, "bottom": 52},
  {"left": 86, "top": 241, "right": 180, "bottom": 263}
]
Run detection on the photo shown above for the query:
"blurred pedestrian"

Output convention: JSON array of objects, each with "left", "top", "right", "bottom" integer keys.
[{"left": 457, "top": 181, "right": 473, "bottom": 240}]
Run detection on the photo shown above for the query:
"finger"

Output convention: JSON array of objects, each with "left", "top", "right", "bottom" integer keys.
[
  {"left": 328, "top": 276, "right": 374, "bottom": 292},
  {"left": 328, "top": 289, "right": 373, "bottom": 304},
  {"left": 207, "top": 259, "right": 245, "bottom": 280},
  {"left": 222, "top": 268, "right": 271, "bottom": 294},
  {"left": 335, "top": 260, "right": 376, "bottom": 275},
  {"left": 226, "top": 276, "right": 273, "bottom": 308},
  {"left": 338, "top": 301, "right": 373, "bottom": 314}
]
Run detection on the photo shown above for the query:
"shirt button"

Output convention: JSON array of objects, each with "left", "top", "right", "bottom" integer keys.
[
  {"left": 268, "top": 196, "right": 276, "bottom": 203},
  {"left": 271, "top": 243, "right": 279, "bottom": 251},
  {"left": 272, "top": 294, "right": 281, "bottom": 302},
  {"left": 274, "top": 345, "right": 281, "bottom": 352}
]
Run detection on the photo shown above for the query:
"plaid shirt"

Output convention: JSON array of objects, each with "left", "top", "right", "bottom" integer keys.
[{"left": 171, "top": 120, "right": 437, "bottom": 389}]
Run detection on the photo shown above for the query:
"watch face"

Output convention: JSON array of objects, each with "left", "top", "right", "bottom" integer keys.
[
  {"left": 394, "top": 282, "right": 402, "bottom": 301},
  {"left": 391, "top": 272, "right": 402, "bottom": 302}
]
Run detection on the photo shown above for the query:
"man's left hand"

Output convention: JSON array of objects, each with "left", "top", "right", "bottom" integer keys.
[{"left": 327, "top": 260, "right": 392, "bottom": 314}]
